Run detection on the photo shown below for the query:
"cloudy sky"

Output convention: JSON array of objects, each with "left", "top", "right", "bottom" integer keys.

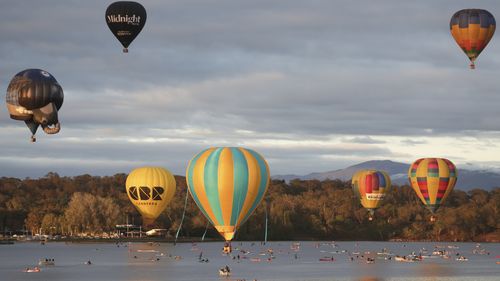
[{"left": 1, "top": 0, "right": 500, "bottom": 178}]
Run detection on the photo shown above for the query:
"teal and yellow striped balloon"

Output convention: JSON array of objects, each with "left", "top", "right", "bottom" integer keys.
[{"left": 186, "top": 147, "right": 270, "bottom": 241}]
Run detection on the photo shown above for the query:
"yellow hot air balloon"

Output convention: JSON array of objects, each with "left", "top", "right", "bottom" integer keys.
[
  {"left": 351, "top": 169, "right": 391, "bottom": 220},
  {"left": 186, "top": 147, "right": 270, "bottom": 241},
  {"left": 125, "top": 166, "right": 176, "bottom": 226},
  {"left": 408, "top": 158, "right": 457, "bottom": 218}
]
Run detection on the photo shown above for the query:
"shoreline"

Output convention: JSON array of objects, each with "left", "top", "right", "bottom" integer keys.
[{"left": 2, "top": 238, "right": 498, "bottom": 243}]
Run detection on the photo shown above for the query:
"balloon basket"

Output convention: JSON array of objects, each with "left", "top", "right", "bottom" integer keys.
[
  {"left": 31, "top": 135, "right": 36, "bottom": 143},
  {"left": 123, "top": 48, "right": 129, "bottom": 53},
  {"left": 469, "top": 62, "right": 475, "bottom": 69}
]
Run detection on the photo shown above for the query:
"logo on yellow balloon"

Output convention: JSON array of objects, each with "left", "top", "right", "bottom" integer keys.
[{"left": 128, "top": 186, "right": 164, "bottom": 205}]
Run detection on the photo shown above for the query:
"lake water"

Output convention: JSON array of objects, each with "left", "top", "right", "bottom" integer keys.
[{"left": 0, "top": 241, "right": 498, "bottom": 281}]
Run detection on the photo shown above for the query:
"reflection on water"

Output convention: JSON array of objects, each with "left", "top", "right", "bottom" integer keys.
[
  {"left": 417, "top": 262, "right": 453, "bottom": 277},
  {"left": 357, "top": 277, "right": 385, "bottom": 281}
]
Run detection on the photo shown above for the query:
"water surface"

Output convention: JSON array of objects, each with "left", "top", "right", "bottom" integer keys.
[{"left": 0, "top": 241, "right": 498, "bottom": 281}]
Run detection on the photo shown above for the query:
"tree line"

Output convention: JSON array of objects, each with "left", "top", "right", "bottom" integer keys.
[{"left": 0, "top": 173, "right": 498, "bottom": 242}]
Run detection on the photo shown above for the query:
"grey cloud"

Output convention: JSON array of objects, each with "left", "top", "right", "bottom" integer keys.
[
  {"left": 401, "top": 139, "right": 428, "bottom": 146},
  {"left": 342, "top": 137, "right": 386, "bottom": 144},
  {"left": 2, "top": 0, "right": 500, "bottom": 177}
]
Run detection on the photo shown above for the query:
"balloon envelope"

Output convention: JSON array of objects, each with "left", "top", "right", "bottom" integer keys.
[
  {"left": 186, "top": 147, "right": 270, "bottom": 241},
  {"left": 6, "top": 69, "right": 63, "bottom": 141},
  {"left": 105, "top": 1, "right": 147, "bottom": 52},
  {"left": 408, "top": 158, "right": 457, "bottom": 213},
  {"left": 450, "top": 9, "right": 495, "bottom": 68},
  {"left": 352, "top": 170, "right": 391, "bottom": 213},
  {"left": 125, "top": 166, "right": 176, "bottom": 226}
]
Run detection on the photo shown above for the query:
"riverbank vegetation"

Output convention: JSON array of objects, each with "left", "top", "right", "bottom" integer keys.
[{"left": 0, "top": 173, "right": 498, "bottom": 242}]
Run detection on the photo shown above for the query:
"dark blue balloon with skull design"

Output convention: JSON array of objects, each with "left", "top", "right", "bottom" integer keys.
[{"left": 6, "top": 69, "right": 64, "bottom": 142}]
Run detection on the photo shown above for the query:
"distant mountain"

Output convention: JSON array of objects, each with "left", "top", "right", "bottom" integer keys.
[{"left": 272, "top": 160, "right": 500, "bottom": 191}]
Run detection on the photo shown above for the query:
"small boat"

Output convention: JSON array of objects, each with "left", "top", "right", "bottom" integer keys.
[
  {"left": 395, "top": 255, "right": 421, "bottom": 262},
  {"left": 408, "top": 255, "right": 423, "bottom": 262},
  {"left": 222, "top": 242, "right": 232, "bottom": 254},
  {"left": 377, "top": 248, "right": 391, "bottom": 255},
  {"left": 472, "top": 247, "right": 488, "bottom": 255},
  {"left": 137, "top": 249, "right": 159, "bottom": 253},
  {"left": 395, "top": 256, "right": 407, "bottom": 262},
  {"left": 219, "top": 267, "right": 231, "bottom": 277},
  {"left": 290, "top": 242, "right": 301, "bottom": 250},
  {"left": 319, "top": 257, "right": 335, "bottom": 262},
  {"left": 239, "top": 249, "right": 251, "bottom": 255},
  {"left": 24, "top": 267, "right": 40, "bottom": 273},
  {"left": 38, "top": 258, "right": 55, "bottom": 266},
  {"left": 456, "top": 256, "right": 468, "bottom": 261},
  {"left": 329, "top": 250, "right": 345, "bottom": 255},
  {"left": 365, "top": 258, "right": 375, "bottom": 264},
  {"left": 377, "top": 251, "right": 393, "bottom": 256},
  {"left": 250, "top": 258, "right": 261, "bottom": 262}
]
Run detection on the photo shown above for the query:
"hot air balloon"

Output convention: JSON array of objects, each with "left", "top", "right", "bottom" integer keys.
[
  {"left": 125, "top": 166, "right": 176, "bottom": 226},
  {"left": 186, "top": 147, "right": 270, "bottom": 242},
  {"left": 450, "top": 9, "right": 495, "bottom": 69},
  {"left": 6, "top": 69, "right": 63, "bottom": 142},
  {"left": 408, "top": 158, "right": 457, "bottom": 221},
  {"left": 352, "top": 170, "right": 391, "bottom": 221},
  {"left": 105, "top": 1, "right": 147, "bottom": 53}
]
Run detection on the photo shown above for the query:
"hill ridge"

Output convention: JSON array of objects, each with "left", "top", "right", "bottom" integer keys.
[{"left": 272, "top": 160, "right": 500, "bottom": 191}]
